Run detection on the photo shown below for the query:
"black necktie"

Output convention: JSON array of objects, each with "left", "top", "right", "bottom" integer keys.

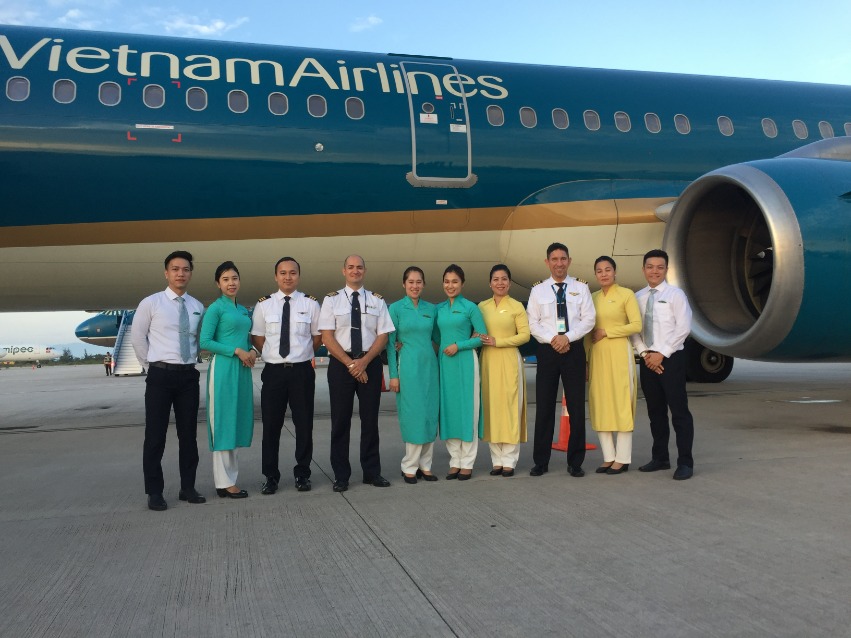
[
  {"left": 279, "top": 295, "right": 291, "bottom": 358},
  {"left": 556, "top": 283, "right": 568, "bottom": 334},
  {"left": 351, "top": 291, "right": 362, "bottom": 355}
]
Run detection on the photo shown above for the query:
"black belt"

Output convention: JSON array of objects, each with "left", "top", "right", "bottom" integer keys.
[
  {"left": 267, "top": 360, "right": 311, "bottom": 367},
  {"left": 345, "top": 351, "right": 366, "bottom": 359},
  {"left": 149, "top": 361, "right": 196, "bottom": 371}
]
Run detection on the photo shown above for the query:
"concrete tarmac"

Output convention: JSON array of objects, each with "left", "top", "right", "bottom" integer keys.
[{"left": 1, "top": 361, "right": 850, "bottom": 637}]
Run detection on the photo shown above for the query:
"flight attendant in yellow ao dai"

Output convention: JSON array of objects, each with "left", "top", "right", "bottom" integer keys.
[
  {"left": 586, "top": 256, "right": 642, "bottom": 474},
  {"left": 478, "top": 264, "right": 530, "bottom": 477}
]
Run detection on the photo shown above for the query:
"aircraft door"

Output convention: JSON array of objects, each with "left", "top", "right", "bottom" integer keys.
[{"left": 401, "top": 61, "right": 477, "bottom": 188}]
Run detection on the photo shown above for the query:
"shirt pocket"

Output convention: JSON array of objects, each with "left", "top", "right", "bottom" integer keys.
[
  {"left": 362, "top": 305, "right": 380, "bottom": 331},
  {"left": 188, "top": 313, "right": 202, "bottom": 335},
  {"left": 295, "top": 316, "right": 312, "bottom": 336},
  {"left": 264, "top": 315, "right": 281, "bottom": 335}
]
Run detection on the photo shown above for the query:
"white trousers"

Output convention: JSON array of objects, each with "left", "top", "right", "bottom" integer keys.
[
  {"left": 446, "top": 438, "right": 478, "bottom": 470},
  {"left": 401, "top": 442, "right": 434, "bottom": 475},
  {"left": 212, "top": 449, "right": 239, "bottom": 489},
  {"left": 488, "top": 442, "right": 520, "bottom": 469},
  {"left": 597, "top": 431, "right": 632, "bottom": 464}
]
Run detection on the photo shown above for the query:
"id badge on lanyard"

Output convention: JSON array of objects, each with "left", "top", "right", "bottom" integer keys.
[{"left": 556, "top": 316, "right": 567, "bottom": 334}]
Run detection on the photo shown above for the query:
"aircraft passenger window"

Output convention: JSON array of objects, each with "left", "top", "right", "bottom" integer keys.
[
  {"left": 674, "top": 114, "right": 690, "bottom": 134},
  {"left": 486, "top": 105, "right": 504, "bottom": 126},
  {"left": 186, "top": 87, "right": 207, "bottom": 111},
  {"left": 6, "top": 76, "right": 30, "bottom": 101},
  {"left": 228, "top": 90, "right": 249, "bottom": 114},
  {"left": 552, "top": 108, "right": 568, "bottom": 129},
  {"left": 761, "top": 118, "right": 778, "bottom": 138},
  {"left": 99, "top": 82, "right": 120, "bottom": 106},
  {"left": 644, "top": 113, "right": 661, "bottom": 133},
  {"left": 269, "top": 92, "right": 288, "bottom": 115},
  {"left": 845, "top": 123, "right": 851, "bottom": 137},
  {"left": 583, "top": 110, "right": 601, "bottom": 131},
  {"left": 717, "top": 116, "right": 734, "bottom": 136},
  {"left": 614, "top": 111, "right": 631, "bottom": 132},
  {"left": 53, "top": 79, "right": 76, "bottom": 104},
  {"left": 520, "top": 107, "right": 537, "bottom": 128},
  {"left": 345, "top": 97, "right": 365, "bottom": 120},
  {"left": 308, "top": 94, "right": 327, "bottom": 117},
  {"left": 143, "top": 84, "right": 165, "bottom": 109},
  {"left": 818, "top": 121, "right": 834, "bottom": 139},
  {"left": 792, "top": 120, "right": 808, "bottom": 139}
]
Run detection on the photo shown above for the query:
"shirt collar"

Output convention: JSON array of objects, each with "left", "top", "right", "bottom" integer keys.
[
  {"left": 275, "top": 289, "right": 300, "bottom": 300},
  {"left": 164, "top": 287, "right": 184, "bottom": 301}
]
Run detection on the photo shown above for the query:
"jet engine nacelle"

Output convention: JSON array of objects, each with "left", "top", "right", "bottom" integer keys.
[{"left": 664, "top": 139, "right": 851, "bottom": 362}]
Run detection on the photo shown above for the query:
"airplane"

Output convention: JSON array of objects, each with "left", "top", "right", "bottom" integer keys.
[
  {"left": 0, "top": 344, "right": 57, "bottom": 366},
  {"left": 74, "top": 310, "right": 127, "bottom": 347},
  {"left": 2, "top": 24, "right": 850, "bottom": 383}
]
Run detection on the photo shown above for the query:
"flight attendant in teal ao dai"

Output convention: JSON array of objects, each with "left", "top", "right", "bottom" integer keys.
[
  {"left": 386, "top": 266, "right": 440, "bottom": 484},
  {"left": 200, "top": 261, "right": 256, "bottom": 499},
  {"left": 435, "top": 264, "right": 487, "bottom": 480}
]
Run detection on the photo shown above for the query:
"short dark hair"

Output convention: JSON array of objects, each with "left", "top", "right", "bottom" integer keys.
[
  {"left": 546, "top": 242, "right": 569, "bottom": 258},
  {"left": 643, "top": 249, "right": 669, "bottom": 266},
  {"left": 214, "top": 260, "right": 240, "bottom": 281},
  {"left": 443, "top": 264, "right": 465, "bottom": 283},
  {"left": 594, "top": 255, "right": 617, "bottom": 270},
  {"left": 274, "top": 256, "right": 300, "bottom": 273},
  {"left": 489, "top": 263, "right": 512, "bottom": 280},
  {"left": 164, "top": 250, "right": 193, "bottom": 270},
  {"left": 402, "top": 266, "right": 425, "bottom": 284}
]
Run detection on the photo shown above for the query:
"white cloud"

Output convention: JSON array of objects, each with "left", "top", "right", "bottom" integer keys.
[
  {"left": 162, "top": 15, "right": 249, "bottom": 37},
  {"left": 350, "top": 15, "right": 382, "bottom": 33},
  {"left": 0, "top": 3, "right": 40, "bottom": 25},
  {"left": 55, "top": 8, "right": 101, "bottom": 30}
]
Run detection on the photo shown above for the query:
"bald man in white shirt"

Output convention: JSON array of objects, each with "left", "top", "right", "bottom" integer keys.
[{"left": 630, "top": 249, "right": 695, "bottom": 480}]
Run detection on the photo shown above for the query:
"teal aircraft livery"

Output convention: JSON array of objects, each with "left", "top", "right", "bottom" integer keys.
[{"left": 2, "top": 24, "right": 850, "bottom": 381}]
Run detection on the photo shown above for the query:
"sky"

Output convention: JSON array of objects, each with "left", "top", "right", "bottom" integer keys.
[{"left": 2, "top": 0, "right": 851, "bottom": 347}]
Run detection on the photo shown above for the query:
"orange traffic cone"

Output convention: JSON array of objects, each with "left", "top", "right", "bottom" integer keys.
[{"left": 551, "top": 393, "right": 597, "bottom": 451}]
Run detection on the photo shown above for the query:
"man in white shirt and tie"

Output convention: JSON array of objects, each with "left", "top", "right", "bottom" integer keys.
[
  {"left": 630, "top": 249, "right": 695, "bottom": 480},
  {"left": 251, "top": 257, "right": 321, "bottom": 494},
  {"left": 527, "top": 242, "right": 596, "bottom": 477},
  {"left": 132, "top": 250, "right": 207, "bottom": 511},
  {"left": 319, "top": 255, "right": 395, "bottom": 493}
]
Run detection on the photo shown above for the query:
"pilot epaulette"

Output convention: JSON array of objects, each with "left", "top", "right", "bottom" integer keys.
[
  {"left": 257, "top": 294, "right": 272, "bottom": 303},
  {"left": 325, "top": 291, "right": 338, "bottom": 297},
  {"left": 532, "top": 281, "right": 542, "bottom": 287},
  {"left": 306, "top": 294, "right": 318, "bottom": 302},
  {"left": 373, "top": 293, "right": 383, "bottom": 299},
  {"left": 576, "top": 278, "right": 588, "bottom": 285}
]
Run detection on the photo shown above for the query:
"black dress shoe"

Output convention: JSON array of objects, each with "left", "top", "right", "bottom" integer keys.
[
  {"left": 403, "top": 475, "right": 417, "bottom": 484},
  {"left": 446, "top": 471, "right": 460, "bottom": 480},
  {"left": 567, "top": 466, "right": 585, "bottom": 478},
  {"left": 457, "top": 471, "right": 473, "bottom": 481},
  {"left": 261, "top": 478, "right": 279, "bottom": 495},
  {"left": 332, "top": 480, "right": 349, "bottom": 492},
  {"left": 673, "top": 465, "right": 694, "bottom": 480},
  {"left": 606, "top": 464, "right": 629, "bottom": 475},
  {"left": 420, "top": 471, "right": 438, "bottom": 482},
  {"left": 501, "top": 468, "right": 515, "bottom": 477},
  {"left": 489, "top": 468, "right": 504, "bottom": 476},
  {"left": 639, "top": 459, "right": 671, "bottom": 472},
  {"left": 364, "top": 475, "right": 391, "bottom": 487},
  {"left": 178, "top": 488, "right": 206, "bottom": 504},
  {"left": 148, "top": 494, "right": 167, "bottom": 511},
  {"left": 529, "top": 465, "right": 549, "bottom": 476},
  {"left": 216, "top": 487, "right": 248, "bottom": 498},
  {"left": 294, "top": 477, "right": 311, "bottom": 492},
  {"left": 596, "top": 464, "right": 614, "bottom": 473}
]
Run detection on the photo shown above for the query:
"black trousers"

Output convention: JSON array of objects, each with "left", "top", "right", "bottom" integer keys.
[
  {"left": 261, "top": 361, "right": 315, "bottom": 482},
  {"left": 142, "top": 366, "right": 200, "bottom": 494},
  {"left": 328, "top": 356, "right": 383, "bottom": 482},
  {"left": 533, "top": 340, "right": 587, "bottom": 469},
  {"left": 639, "top": 349, "right": 694, "bottom": 468}
]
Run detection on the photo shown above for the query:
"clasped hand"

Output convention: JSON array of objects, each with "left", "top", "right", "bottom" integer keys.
[
  {"left": 236, "top": 348, "right": 257, "bottom": 368},
  {"left": 550, "top": 334, "right": 571, "bottom": 354}
]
